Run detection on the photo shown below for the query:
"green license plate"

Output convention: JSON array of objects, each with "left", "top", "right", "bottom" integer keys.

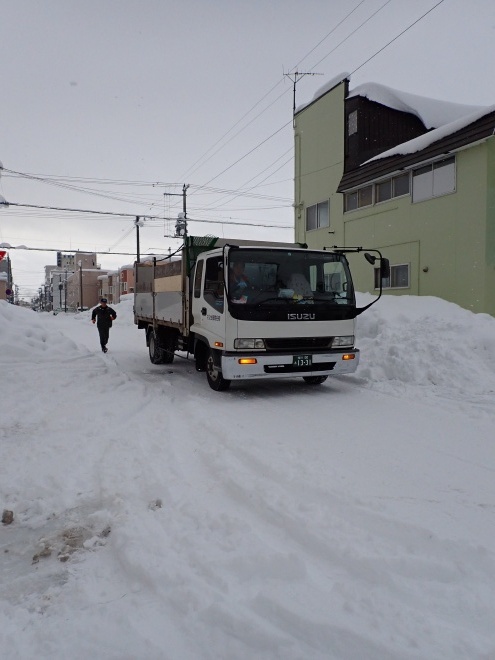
[{"left": 293, "top": 355, "right": 312, "bottom": 367}]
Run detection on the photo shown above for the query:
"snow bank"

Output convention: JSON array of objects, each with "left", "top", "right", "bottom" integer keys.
[
  {"left": 0, "top": 301, "right": 88, "bottom": 362},
  {"left": 355, "top": 293, "right": 495, "bottom": 408}
]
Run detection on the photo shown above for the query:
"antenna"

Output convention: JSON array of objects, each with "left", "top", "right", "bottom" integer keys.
[{"left": 284, "top": 70, "right": 324, "bottom": 124}]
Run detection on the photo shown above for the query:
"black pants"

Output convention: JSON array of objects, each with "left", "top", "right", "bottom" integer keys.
[{"left": 97, "top": 325, "right": 110, "bottom": 347}]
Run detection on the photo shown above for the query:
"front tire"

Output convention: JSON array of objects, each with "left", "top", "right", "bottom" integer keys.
[
  {"left": 206, "top": 349, "right": 231, "bottom": 391},
  {"left": 303, "top": 375, "right": 328, "bottom": 385}
]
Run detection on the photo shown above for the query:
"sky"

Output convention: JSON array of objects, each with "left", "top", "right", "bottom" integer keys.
[
  {"left": 1, "top": 293, "right": 495, "bottom": 658},
  {"left": 1, "top": 0, "right": 495, "bottom": 299}
]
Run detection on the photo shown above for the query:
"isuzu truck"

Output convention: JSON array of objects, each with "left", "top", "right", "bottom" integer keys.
[{"left": 134, "top": 235, "right": 388, "bottom": 391}]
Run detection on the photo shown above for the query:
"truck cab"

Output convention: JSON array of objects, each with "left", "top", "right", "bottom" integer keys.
[{"left": 190, "top": 245, "right": 361, "bottom": 390}]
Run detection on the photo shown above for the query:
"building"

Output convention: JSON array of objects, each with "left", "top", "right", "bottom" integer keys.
[
  {"left": 0, "top": 250, "right": 14, "bottom": 302},
  {"left": 100, "top": 270, "right": 119, "bottom": 305},
  {"left": 44, "top": 252, "right": 106, "bottom": 311},
  {"left": 294, "top": 74, "right": 495, "bottom": 316},
  {"left": 119, "top": 264, "right": 135, "bottom": 298}
]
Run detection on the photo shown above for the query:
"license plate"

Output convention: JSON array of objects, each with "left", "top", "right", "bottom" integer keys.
[{"left": 293, "top": 355, "right": 312, "bottom": 367}]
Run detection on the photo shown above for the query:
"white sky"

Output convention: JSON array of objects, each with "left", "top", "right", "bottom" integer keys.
[
  {"left": 2, "top": 294, "right": 495, "bottom": 657},
  {"left": 1, "top": 0, "right": 495, "bottom": 299}
]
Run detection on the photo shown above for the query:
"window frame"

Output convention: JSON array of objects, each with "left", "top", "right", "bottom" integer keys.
[
  {"left": 374, "top": 263, "right": 410, "bottom": 290},
  {"left": 412, "top": 156, "right": 456, "bottom": 203},
  {"left": 305, "top": 200, "right": 330, "bottom": 231}
]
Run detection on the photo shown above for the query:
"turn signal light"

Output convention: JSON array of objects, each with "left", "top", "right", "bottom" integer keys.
[
  {"left": 342, "top": 353, "right": 355, "bottom": 360},
  {"left": 214, "top": 341, "right": 224, "bottom": 347},
  {"left": 238, "top": 358, "right": 257, "bottom": 365}
]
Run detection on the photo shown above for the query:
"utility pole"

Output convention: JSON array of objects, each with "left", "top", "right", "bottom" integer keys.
[
  {"left": 164, "top": 184, "right": 189, "bottom": 239},
  {"left": 78, "top": 261, "right": 83, "bottom": 311},
  {"left": 284, "top": 70, "right": 324, "bottom": 126},
  {"left": 134, "top": 216, "right": 144, "bottom": 263},
  {"left": 64, "top": 268, "right": 67, "bottom": 312}
]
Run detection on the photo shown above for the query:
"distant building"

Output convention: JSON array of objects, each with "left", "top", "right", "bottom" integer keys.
[{"left": 0, "top": 251, "right": 13, "bottom": 302}]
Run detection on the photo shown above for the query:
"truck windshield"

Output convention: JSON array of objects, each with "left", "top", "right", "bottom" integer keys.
[{"left": 227, "top": 249, "right": 354, "bottom": 308}]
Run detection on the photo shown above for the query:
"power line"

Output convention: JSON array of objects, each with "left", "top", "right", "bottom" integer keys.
[
  {"left": 350, "top": 0, "right": 446, "bottom": 76},
  {"left": 193, "top": 119, "right": 293, "bottom": 192},
  {"left": 291, "top": 0, "right": 368, "bottom": 71},
  {"left": 309, "top": 0, "right": 395, "bottom": 72}
]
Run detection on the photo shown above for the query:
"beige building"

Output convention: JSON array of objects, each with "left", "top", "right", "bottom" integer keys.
[
  {"left": 51, "top": 252, "right": 106, "bottom": 311},
  {"left": 294, "top": 74, "right": 495, "bottom": 316}
]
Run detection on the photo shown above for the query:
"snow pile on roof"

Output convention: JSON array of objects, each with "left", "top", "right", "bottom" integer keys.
[
  {"left": 364, "top": 102, "right": 495, "bottom": 163},
  {"left": 349, "top": 82, "right": 486, "bottom": 129},
  {"left": 298, "top": 74, "right": 494, "bottom": 163}
]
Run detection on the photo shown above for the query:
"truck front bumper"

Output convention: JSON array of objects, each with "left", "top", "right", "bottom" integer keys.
[{"left": 221, "top": 349, "right": 360, "bottom": 381}]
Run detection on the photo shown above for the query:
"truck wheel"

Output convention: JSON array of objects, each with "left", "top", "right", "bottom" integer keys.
[
  {"left": 206, "top": 349, "right": 231, "bottom": 391},
  {"left": 303, "top": 376, "right": 328, "bottom": 385},
  {"left": 148, "top": 331, "right": 164, "bottom": 364}
]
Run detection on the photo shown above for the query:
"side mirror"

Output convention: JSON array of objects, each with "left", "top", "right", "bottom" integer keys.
[
  {"left": 364, "top": 252, "right": 376, "bottom": 266},
  {"left": 355, "top": 249, "right": 389, "bottom": 317}
]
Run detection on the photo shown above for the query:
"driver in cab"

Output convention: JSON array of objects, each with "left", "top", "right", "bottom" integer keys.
[{"left": 229, "top": 261, "right": 250, "bottom": 302}]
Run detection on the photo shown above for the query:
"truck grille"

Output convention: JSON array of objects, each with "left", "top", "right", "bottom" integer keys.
[{"left": 264, "top": 337, "right": 332, "bottom": 351}]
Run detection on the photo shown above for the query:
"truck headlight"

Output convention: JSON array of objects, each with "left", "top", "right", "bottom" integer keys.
[
  {"left": 234, "top": 338, "right": 265, "bottom": 349},
  {"left": 332, "top": 335, "right": 354, "bottom": 348}
]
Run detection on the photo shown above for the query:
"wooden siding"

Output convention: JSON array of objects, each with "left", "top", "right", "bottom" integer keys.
[{"left": 345, "top": 96, "right": 427, "bottom": 171}]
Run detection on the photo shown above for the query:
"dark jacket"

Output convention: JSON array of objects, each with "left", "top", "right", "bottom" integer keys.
[{"left": 91, "top": 305, "right": 117, "bottom": 327}]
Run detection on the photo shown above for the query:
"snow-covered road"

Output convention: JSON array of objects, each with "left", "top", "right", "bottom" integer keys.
[{"left": 1, "top": 296, "right": 494, "bottom": 659}]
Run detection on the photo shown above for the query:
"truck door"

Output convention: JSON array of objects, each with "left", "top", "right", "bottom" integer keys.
[{"left": 192, "top": 255, "right": 226, "bottom": 343}]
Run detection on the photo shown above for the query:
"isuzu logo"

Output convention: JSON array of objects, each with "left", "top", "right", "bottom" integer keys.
[{"left": 287, "top": 313, "right": 316, "bottom": 320}]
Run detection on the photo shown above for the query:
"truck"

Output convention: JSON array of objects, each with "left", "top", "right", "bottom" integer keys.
[{"left": 133, "top": 235, "right": 389, "bottom": 391}]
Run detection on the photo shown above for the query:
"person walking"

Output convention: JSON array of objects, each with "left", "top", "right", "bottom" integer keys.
[{"left": 91, "top": 298, "right": 117, "bottom": 353}]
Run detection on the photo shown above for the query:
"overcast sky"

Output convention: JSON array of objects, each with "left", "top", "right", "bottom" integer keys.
[{"left": 1, "top": 0, "right": 494, "bottom": 299}]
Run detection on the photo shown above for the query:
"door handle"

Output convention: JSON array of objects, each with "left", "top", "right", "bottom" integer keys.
[{"left": 201, "top": 307, "right": 207, "bottom": 316}]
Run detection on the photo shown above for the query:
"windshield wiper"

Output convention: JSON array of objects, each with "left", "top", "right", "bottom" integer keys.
[{"left": 251, "top": 297, "right": 291, "bottom": 307}]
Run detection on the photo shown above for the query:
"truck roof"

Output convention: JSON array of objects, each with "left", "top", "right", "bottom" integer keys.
[{"left": 187, "top": 236, "right": 306, "bottom": 250}]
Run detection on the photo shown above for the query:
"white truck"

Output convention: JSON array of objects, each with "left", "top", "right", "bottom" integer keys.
[{"left": 133, "top": 235, "right": 389, "bottom": 391}]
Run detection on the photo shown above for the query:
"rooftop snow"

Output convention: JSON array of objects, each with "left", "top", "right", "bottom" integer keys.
[
  {"left": 298, "top": 74, "right": 493, "bottom": 165},
  {"left": 364, "top": 103, "right": 495, "bottom": 163},
  {"left": 348, "top": 82, "right": 486, "bottom": 129}
]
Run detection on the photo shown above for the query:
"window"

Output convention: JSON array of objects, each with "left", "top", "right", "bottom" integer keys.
[
  {"left": 393, "top": 173, "right": 410, "bottom": 197},
  {"left": 375, "top": 263, "right": 410, "bottom": 289},
  {"left": 348, "top": 110, "right": 358, "bottom": 135},
  {"left": 412, "top": 157, "right": 455, "bottom": 202},
  {"left": 194, "top": 260, "right": 203, "bottom": 298},
  {"left": 306, "top": 200, "right": 329, "bottom": 231},
  {"left": 358, "top": 186, "right": 373, "bottom": 207},
  {"left": 344, "top": 186, "right": 372, "bottom": 211},
  {"left": 204, "top": 256, "right": 224, "bottom": 313},
  {"left": 376, "top": 179, "right": 392, "bottom": 202},
  {"left": 344, "top": 191, "right": 358, "bottom": 212},
  {"left": 345, "top": 172, "right": 411, "bottom": 212}
]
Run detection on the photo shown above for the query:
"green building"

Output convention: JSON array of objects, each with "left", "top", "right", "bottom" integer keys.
[{"left": 294, "top": 74, "right": 495, "bottom": 316}]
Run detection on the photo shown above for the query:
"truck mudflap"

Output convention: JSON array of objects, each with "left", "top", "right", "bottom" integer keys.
[{"left": 221, "top": 349, "right": 360, "bottom": 380}]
